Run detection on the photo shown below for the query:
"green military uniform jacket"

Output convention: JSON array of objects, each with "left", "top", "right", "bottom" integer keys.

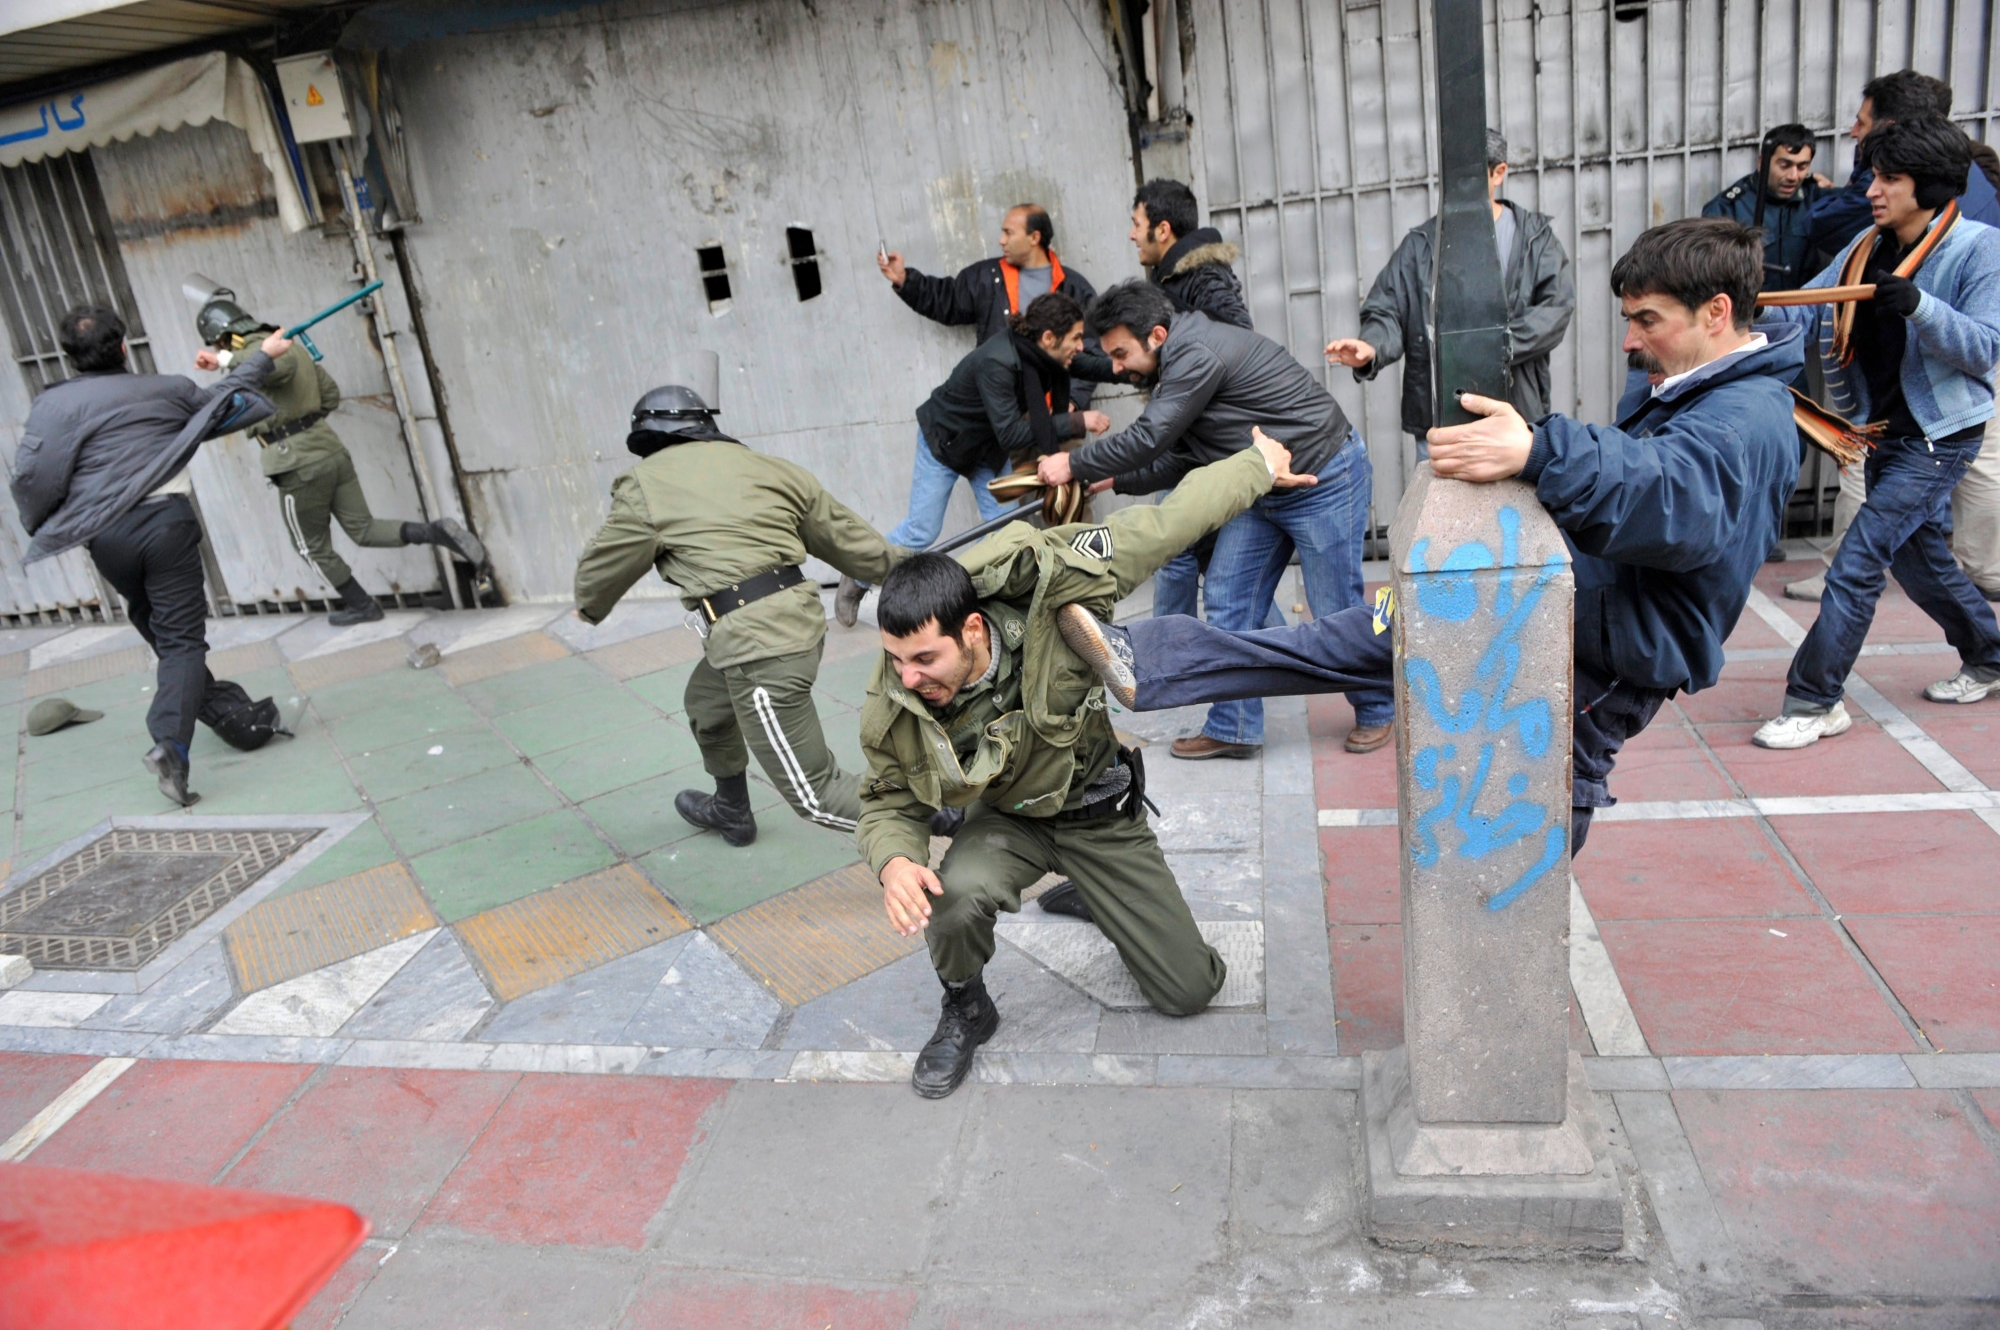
[
  {"left": 573, "top": 437, "right": 903, "bottom": 670},
  {"left": 246, "top": 343, "right": 345, "bottom": 477},
  {"left": 855, "top": 446, "right": 1276, "bottom": 875}
]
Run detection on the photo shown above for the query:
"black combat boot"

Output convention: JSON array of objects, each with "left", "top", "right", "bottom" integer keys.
[
  {"left": 927, "top": 805, "right": 966, "bottom": 838},
  {"left": 1036, "top": 879, "right": 1095, "bottom": 922},
  {"left": 402, "top": 518, "right": 487, "bottom": 570},
  {"left": 327, "top": 577, "right": 384, "bottom": 627},
  {"left": 674, "top": 773, "right": 758, "bottom": 847},
  {"left": 912, "top": 973, "right": 999, "bottom": 1099},
  {"left": 142, "top": 741, "right": 199, "bottom": 808}
]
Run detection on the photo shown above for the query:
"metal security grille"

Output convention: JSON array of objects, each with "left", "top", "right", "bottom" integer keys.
[
  {"left": 1185, "top": 0, "right": 2000, "bottom": 532},
  {"left": 0, "top": 151, "right": 155, "bottom": 393}
]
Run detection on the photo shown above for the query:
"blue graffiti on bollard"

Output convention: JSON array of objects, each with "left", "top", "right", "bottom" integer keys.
[{"left": 1404, "top": 506, "right": 1568, "bottom": 909}]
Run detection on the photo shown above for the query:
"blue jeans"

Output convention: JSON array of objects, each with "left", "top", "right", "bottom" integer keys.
[
  {"left": 1787, "top": 433, "right": 2000, "bottom": 708},
  {"left": 1200, "top": 431, "right": 1393, "bottom": 743},
  {"left": 1153, "top": 537, "right": 1288, "bottom": 627},
  {"left": 885, "top": 429, "right": 1002, "bottom": 551}
]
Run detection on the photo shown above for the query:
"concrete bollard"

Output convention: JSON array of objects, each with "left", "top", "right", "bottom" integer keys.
[{"left": 1360, "top": 463, "right": 1622, "bottom": 1250}]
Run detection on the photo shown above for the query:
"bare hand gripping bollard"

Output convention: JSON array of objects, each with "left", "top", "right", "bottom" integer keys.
[{"left": 1358, "top": 466, "right": 1619, "bottom": 1251}]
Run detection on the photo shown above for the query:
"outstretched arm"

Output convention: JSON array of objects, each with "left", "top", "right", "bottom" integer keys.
[{"left": 572, "top": 475, "right": 661, "bottom": 624}]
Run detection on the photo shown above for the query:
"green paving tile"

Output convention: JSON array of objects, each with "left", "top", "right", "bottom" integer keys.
[
  {"left": 322, "top": 689, "right": 486, "bottom": 755},
  {"left": 55, "top": 674, "right": 160, "bottom": 712},
  {"left": 17, "top": 771, "right": 161, "bottom": 851},
  {"left": 410, "top": 808, "right": 615, "bottom": 922},
  {"left": 639, "top": 812, "right": 860, "bottom": 924},
  {"left": 620, "top": 662, "right": 697, "bottom": 715},
  {"left": 272, "top": 818, "right": 398, "bottom": 897},
  {"left": 23, "top": 709, "right": 149, "bottom": 764},
  {"left": 826, "top": 718, "right": 865, "bottom": 775},
  {"left": 374, "top": 761, "right": 559, "bottom": 858},
  {"left": 815, "top": 651, "right": 881, "bottom": 710},
  {"left": 15, "top": 748, "right": 143, "bottom": 802},
  {"left": 455, "top": 656, "right": 611, "bottom": 718},
  {"left": 188, "top": 747, "right": 365, "bottom": 815},
  {"left": 533, "top": 720, "right": 701, "bottom": 803},
  {"left": 304, "top": 668, "right": 457, "bottom": 720},
  {"left": 0, "top": 677, "right": 21, "bottom": 706},
  {"left": 495, "top": 685, "right": 666, "bottom": 757},
  {"left": 348, "top": 727, "right": 518, "bottom": 802},
  {"left": 581, "top": 762, "right": 792, "bottom": 859}
]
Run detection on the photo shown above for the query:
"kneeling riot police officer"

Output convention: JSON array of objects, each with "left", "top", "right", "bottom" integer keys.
[
  {"left": 574, "top": 380, "right": 906, "bottom": 845},
  {"left": 194, "top": 294, "right": 486, "bottom": 624}
]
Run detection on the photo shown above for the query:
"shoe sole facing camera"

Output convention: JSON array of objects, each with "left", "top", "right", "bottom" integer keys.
[
  {"left": 1054, "top": 604, "right": 1136, "bottom": 709},
  {"left": 141, "top": 748, "right": 199, "bottom": 807},
  {"left": 437, "top": 517, "right": 488, "bottom": 569},
  {"left": 1751, "top": 704, "right": 1852, "bottom": 750}
]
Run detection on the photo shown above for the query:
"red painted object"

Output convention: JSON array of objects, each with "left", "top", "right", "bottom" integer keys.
[{"left": 0, "top": 1163, "right": 366, "bottom": 1330}]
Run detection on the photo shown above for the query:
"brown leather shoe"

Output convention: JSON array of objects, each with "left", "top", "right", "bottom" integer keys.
[
  {"left": 1344, "top": 723, "right": 1392, "bottom": 754},
  {"left": 1170, "top": 734, "right": 1262, "bottom": 760}
]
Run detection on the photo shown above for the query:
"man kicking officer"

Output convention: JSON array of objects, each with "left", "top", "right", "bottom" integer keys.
[{"left": 1057, "top": 218, "right": 1806, "bottom": 856}]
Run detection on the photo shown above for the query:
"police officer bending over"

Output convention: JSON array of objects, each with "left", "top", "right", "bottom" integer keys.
[
  {"left": 574, "top": 384, "right": 906, "bottom": 845},
  {"left": 194, "top": 293, "right": 485, "bottom": 624},
  {"left": 860, "top": 432, "right": 1311, "bottom": 1099}
]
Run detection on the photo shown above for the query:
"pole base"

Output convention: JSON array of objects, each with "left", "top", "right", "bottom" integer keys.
[{"left": 1361, "top": 1047, "right": 1624, "bottom": 1251}]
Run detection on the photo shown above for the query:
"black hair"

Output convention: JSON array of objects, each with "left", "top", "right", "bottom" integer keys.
[
  {"left": 1015, "top": 203, "right": 1055, "bottom": 252},
  {"left": 878, "top": 552, "right": 982, "bottom": 643},
  {"left": 59, "top": 306, "right": 126, "bottom": 372},
  {"left": 1485, "top": 129, "right": 1508, "bottom": 170},
  {"left": 1762, "top": 123, "right": 1815, "bottom": 155},
  {"left": 1009, "top": 290, "right": 1084, "bottom": 343},
  {"left": 1609, "top": 218, "right": 1763, "bottom": 331},
  {"left": 1863, "top": 115, "right": 1972, "bottom": 209},
  {"left": 1086, "top": 278, "right": 1176, "bottom": 341},
  {"left": 1861, "top": 69, "right": 1952, "bottom": 124},
  {"left": 1133, "top": 178, "right": 1199, "bottom": 240}
]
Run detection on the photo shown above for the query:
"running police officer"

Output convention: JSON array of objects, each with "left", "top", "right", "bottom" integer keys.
[
  {"left": 574, "top": 382, "right": 906, "bottom": 846},
  {"left": 193, "top": 293, "right": 485, "bottom": 624}
]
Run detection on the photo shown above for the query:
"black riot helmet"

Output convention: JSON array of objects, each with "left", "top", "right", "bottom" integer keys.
[
  {"left": 627, "top": 383, "right": 729, "bottom": 456},
  {"left": 196, "top": 295, "right": 268, "bottom": 348}
]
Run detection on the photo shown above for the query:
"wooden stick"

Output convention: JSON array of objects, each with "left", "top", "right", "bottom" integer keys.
[{"left": 1756, "top": 284, "right": 1876, "bottom": 307}]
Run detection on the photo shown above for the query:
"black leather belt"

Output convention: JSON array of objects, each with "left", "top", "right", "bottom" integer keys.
[
  {"left": 698, "top": 564, "right": 807, "bottom": 624},
  {"left": 259, "top": 409, "right": 328, "bottom": 445}
]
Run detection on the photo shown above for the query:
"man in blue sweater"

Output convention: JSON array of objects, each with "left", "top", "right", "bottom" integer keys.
[
  {"left": 1754, "top": 117, "right": 2000, "bottom": 747},
  {"left": 1053, "top": 219, "right": 1803, "bottom": 852}
]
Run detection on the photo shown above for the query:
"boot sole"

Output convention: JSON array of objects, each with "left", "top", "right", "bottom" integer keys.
[
  {"left": 1171, "top": 742, "right": 1261, "bottom": 761},
  {"left": 1055, "top": 605, "right": 1136, "bottom": 709},
  {"left": 141, "top": 751, "right": 200, "bottom": 807},
  {"left": 912, "top": 1009, "right": 1000, "bottom": 1100},
  {"left": 438, "top": 518, "right": 488, "bottom": 569}
]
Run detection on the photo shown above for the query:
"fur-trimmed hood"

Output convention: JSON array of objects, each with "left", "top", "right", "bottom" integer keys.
[{"left": 1161, "top": 228, "right": 1240, "bottom": 278}]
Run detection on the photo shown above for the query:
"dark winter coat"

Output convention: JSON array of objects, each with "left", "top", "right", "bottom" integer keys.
[
  {"left": 1521, "top": 327, "right": 1807, "bottom": 695},
  {"left": 915, "top": 333, "right": 1087, "bottom": 478},
  {"left": 1150, "top": 229, "right": 1253, "bottom": 329},
  {"left": 1701, "top": 172, "right": 1823, "bottom": 291},
  {"left": 894, "top": 255, "right": 1114, "bottom": 391},
  {"left": 12, "top": 354, "right": 275, "bottom": 561},
  {"left": 1354, "top": 200, "right": 1576, "bottom": 436}
]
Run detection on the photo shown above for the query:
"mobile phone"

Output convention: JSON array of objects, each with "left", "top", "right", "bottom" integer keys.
[{"left": 878, "top": 240, "right": 889, "bottom": 262}]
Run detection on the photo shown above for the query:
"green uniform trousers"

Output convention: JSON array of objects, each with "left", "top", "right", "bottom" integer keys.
[
  {"left": 684, "top": 642, "right": 860, "bottom": 830},
  {"left": 929, "top": 803, "right": 1224, "bottom": 1016},
  {"left": 273, "top": 449, "right": 407, "bottom": 587}
]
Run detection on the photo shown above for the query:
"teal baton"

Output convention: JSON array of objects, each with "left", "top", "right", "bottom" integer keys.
[{"left": 282, "top": 280, "right": 383, "bottom": 338}]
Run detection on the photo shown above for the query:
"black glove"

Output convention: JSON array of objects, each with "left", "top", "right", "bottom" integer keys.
[{"left": 1872, "top": 274, "right": 1921, "bottom": 319}]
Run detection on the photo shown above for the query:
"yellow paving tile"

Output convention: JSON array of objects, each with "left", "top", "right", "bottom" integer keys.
[
  {"left": 585, "top": 628, "right": 703, "bottom": 681},
  {"left": 454, "top": 863, "right": 692, "bottom": 1001},
  {"left": 288, "top": 638, "right": 410, "bottom": 691},
  {"left": 707, "top": 861, "right": 923, "bottom": 1007},
  {"left": 24, "top": 646, "right": 153, "bottom": 697},
  {"left": 439, "top": 632, "right": 571, "bottom": 686},
  {"left": 224, "top": 862, "right": 438, "bottom": 993}
]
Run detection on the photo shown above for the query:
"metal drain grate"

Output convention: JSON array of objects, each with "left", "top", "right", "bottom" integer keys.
[{"left": 0, "top": 827, "right": 319, "bottom": 970}]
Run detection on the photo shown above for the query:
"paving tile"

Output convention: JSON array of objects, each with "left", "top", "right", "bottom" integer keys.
[
  {"left": 1095, "top": 1010, "right": 1267, "bottom": 1054},
  {"left": 1701, "top": 717, "right": 1945, "bottom": 797},
  {"left": 1572, "top": 817, "right": 1819, "bottom": 920},
  {"left": 454, "top": 862, "right": 692, "bottom": 1000},
  {"left": 456, "top": 656, "right": 613, "bottom": 718},
  {"left": 582, "top": 625, "right": 705, "bottom": 679},
  {"left": 83, "top": 941, "right": 234, "bottom": 1034},
  {"left": 189, "top": 745, "right": 365, "bottom": 815},
  {"left": 0, "top": 1051, "right": 98, "bottom": 1141},
  {"left": 0, "top": 992, "right": 113, "bottom": 1027},
  {"left": 346, "top": 727, "right": 519, "bottom": 803},
  {"left": 410, "top": 809, "right": 617, "bottom": 923},
  {"left": 1673, "top": 656, "right": 1794, "bottom": 725},
  {"left": 338, "top": 1233, "right": 642, "bottom": 1329},
  {"left": 305, "top": 668, "right": 455, "bottom": 722},
  {"left": 621, "top": 1271, "right": 917, "bottom": 1330},
  {"left": 620, "top": 661, "right": 699, "bottom": 715},
  {"left": 374, "top": 762, "right": 559, "bottom": 858},
  {"left": 641, "top": 814, "right": 861, "bottom": 925},
  {"left": 494, "top": 685, "right": 665, "bottom": 757},
  {"left": 780, "top": 950, "right": 949, "bottom": 1052},
  {"left": 338, "top": 930, "right": 495, "bottom": 1042},
  {"left": 1228, "top": 1088, "right": 1362, "bottom": 1246},
  {"left": 1845, "top": 916, "right": 2000, "bottom": 1052},
  {"left": 273, "top": 820, "right": 397, "bottom": 898},
  {"left": 660, "top": 1081, "right": 966, "bottom": 1279},
  {"left": 976, "top": 945, "right": 1102, "bottom": 1053},
  {"left": 288, "top": 1243, "right": 382, "bottom": 1330},
  {"left": 707, "top": 861, "right": 919, "bottom": 1005},
  {"left": 1851, "top": 653, "right": 2000, "bottom": 785},
  {"left": 533, "top": 719, "right": 702, "bottom": 802},
  {"left": 1167, "top": 850, "right": 1262, "bottom": 921},
  {"left": 225, "top": 1066, "right": 519, "bottom": 1237},
  {"left": 32, "top": 1059, "right": 311, "bottom": 1183},
  {"left": 621, "top": 932, "right": 781, "bottom": 1048},
  {"left": 997, "top": 916, "right": 1262, "bottom": 1009},
  {"left": 213, "top": 930, "right": 436, "bottom": 1038},
  {"left": 1673, "top": 1087, "right": 2000, "bottom": 1299},
  {"left": 1598, "top": 918, "right": 1915, "bottom": 1055},
  {"left": 477, "top": 936, "right": 695, "bottom": 1044},
  {"left": 813, "top": 650, "right": 880, "bottom": 711},
  {"left": 24, "top": 645, "right": 153, "bottom": 697},
  {"left": 1330, "top": 923, "right": 1403, "bottom": 1054},
  {"left": 225, "top": 864, "right": 439, "bottom": 994},
  {"left": 930, "top": 1085, "right": 1232, "bottom": 1283},
  {"left": 1320, "top": 824, "right": 1400, "bottom": 926},
  {"left": 419, "top": 1072, "right": 730, "bottom": 1248},
  {"left": 436, "top": 631, "right": 572, "bottom": 686},
  {"left": 1769, "top": 811, "right": 2000, "bottom": 916},
  {"left": 1596, "top": 713, "right": 1738, "bottom": 802},
  {"left": 580, "top": 764, "right": 770, "bottom": 859},
  {"left": 1150, "top": 792, "right": 1262, "bottom": 852}
]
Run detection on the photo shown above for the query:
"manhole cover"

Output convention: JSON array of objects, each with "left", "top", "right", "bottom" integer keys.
[{"left": 0, "top": 827, "right": 319, "bottom": 971}]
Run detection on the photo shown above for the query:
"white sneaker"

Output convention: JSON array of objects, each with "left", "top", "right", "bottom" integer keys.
[
  {"left": 1923, "top": 671, "right": 2000, "bottom": 704},
  {"left": 1783, "top": 574, "right": 1825, "bottom": 602},
  {"left": 1752, "top": 702, "right": 1853, "bottom": 749}
]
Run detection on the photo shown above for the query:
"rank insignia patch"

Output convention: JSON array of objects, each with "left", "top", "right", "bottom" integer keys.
[
  {"left": 1069, "top": 526, "right": 1114, "bottom": 562},
  {"left": 1003, "top": 618, "right": 1026, "bottom": 647}
]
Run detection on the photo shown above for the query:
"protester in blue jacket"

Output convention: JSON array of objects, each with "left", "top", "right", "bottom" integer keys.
[
  {"left": 1052, "top": 219, "right": 1802, "bottom": 855},
  {"left": 1809, "top": 71, "right": 2000, "bottom": 256}
]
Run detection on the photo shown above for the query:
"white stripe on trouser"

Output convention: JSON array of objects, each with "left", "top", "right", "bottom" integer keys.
[
  {"left": 750, "top": 685, "right": 857, "bottom": 830},
  {"left": 282, "top": 492, "right": 313, "bottom": 565}
]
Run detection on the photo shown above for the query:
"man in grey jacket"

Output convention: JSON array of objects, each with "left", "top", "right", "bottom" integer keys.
[
  {"left": 11, "top": 306, "right": 289, "bottom": 806},
  {"left": 1327, "top": 130, "right": 1576, "bottom": 452}
]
